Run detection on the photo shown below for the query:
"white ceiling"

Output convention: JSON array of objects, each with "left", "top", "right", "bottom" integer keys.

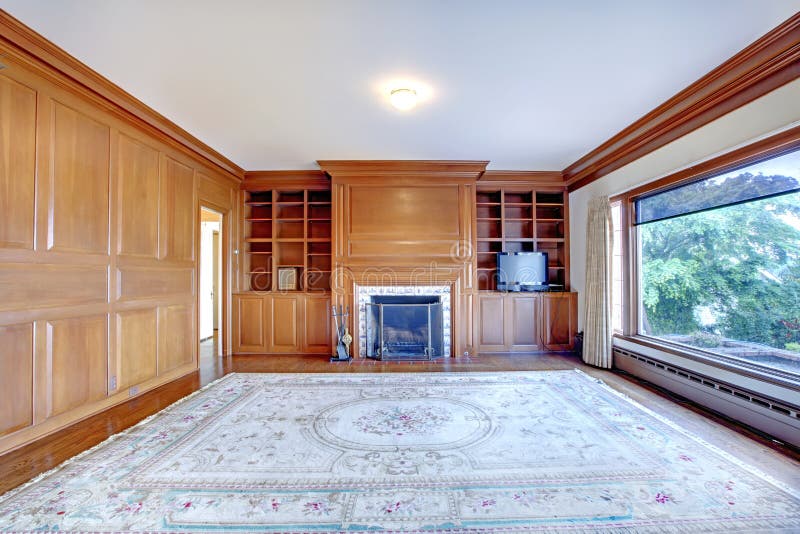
[{"left": 2, "top": 0, "right": 799, "bottom": 170}]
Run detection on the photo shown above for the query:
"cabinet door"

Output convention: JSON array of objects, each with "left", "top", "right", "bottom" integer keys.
[
  {"left": 304, "top": 294, "right": 332, "bottom": 354},
  {"left": 269, "top": 295, "right": 300, "bottom": 353},
  {"left": 541, "top": 292, "right": 578, "bottom": 351},
  {"left": 508, "top": 295, "right": 540, "bottom": 351},
  {"left": 476, "top": 294, "right": 507, "bottom": 352},
  {"left": 233, "top": 295, "right": 268, "bottom": 353}
]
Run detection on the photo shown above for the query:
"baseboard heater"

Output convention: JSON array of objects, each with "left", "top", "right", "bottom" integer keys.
[{"left": 613, "top": 347, "right": 800, "bottom": 448}]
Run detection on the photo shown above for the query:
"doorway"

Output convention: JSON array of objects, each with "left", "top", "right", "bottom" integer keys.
[{"left": 200, "top": 207, "right": 223, "bottom": 359}]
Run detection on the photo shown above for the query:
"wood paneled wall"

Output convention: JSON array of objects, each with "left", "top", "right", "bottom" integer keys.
[
  {"left": 319, "top": 161, "right": 488, "bottom": 357},
  {"left": 0, "top": 54, "right": 238, "bottom": 454}
]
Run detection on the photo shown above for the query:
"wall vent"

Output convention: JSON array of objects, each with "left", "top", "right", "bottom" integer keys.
[{"left": 613, "top": 347, "right": 800, "bottom": 421}]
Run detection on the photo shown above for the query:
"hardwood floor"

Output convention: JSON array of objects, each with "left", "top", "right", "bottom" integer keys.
[{"left": 1, "top": 337, "right": 798, "bottom": 496}]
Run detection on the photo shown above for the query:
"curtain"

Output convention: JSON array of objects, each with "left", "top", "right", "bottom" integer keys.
[{"left": 583, "top": 196, "right": 614, "bottom": 368}]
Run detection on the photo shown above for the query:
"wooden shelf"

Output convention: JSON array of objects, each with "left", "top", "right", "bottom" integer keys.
[
  {"left": 243, "top": 188, "right": 332, "bottom": 292},
  {"left": 476, "top": 187, "right": 569, "bottom": 289}
]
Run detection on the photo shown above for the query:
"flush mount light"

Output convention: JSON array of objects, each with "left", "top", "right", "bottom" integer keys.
[{"left": 389, "top": 88, "right": 417, "bottom": 110}]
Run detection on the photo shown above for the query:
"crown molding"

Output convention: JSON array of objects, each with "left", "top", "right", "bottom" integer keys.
[
  {"left": 317, "top": 160, "right": 489, "bottom": 179},
  {"left": 242, "top": 170, "right": 329, "bottom": 191},
  {"left": 0, "top": 9, "right": 244, "bottom": 182},
  {"left": 564, "top": 12, "right": 800, "bottom": 193}
]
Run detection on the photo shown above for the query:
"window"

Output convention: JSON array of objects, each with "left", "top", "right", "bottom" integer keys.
[
  {"left": 634, "top": 149, "right": 800, "bottom": 377},
  {"left": 611, "top": 201, "right": 623, "bottom": 333}
]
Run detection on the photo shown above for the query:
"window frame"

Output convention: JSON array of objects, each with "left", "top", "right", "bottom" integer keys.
[{"left": 612, "top": 124, "right": 800, "bottom": 388}]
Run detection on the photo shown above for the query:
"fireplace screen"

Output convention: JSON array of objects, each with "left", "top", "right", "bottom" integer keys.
[{"left": 365, "top": 295, "right": 444, "bottom": 360}]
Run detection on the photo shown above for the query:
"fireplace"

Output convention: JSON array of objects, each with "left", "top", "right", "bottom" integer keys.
[
  {"left": 365, "top": 295, "right": 444, "bottom": 360},
  {"left": 356, "top": 285, "right": 452, "bottom": 358}
]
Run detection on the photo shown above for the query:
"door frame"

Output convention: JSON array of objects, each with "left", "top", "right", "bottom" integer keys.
[{"left": 197, "top": 202, "right": 231, "bottom": 357}]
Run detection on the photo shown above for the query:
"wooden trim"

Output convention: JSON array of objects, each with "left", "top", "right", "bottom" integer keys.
[
  {"left": 565, "top": 12, "right": 800, "bottom": 192},
  {"left": 242, "top": 170, "right": 329, "bottom": 191},
  {"left": 480, "top": 170, "right": 564, "bottom": 186},
  {"left": 0, "top": 10, "right": 244, "bottom": 182},
  {"left": 318, "top": 160, "right": 489, "bottom": 179},
  {"left": 623, "top": 123, "right": 800, "bottom": 201}
]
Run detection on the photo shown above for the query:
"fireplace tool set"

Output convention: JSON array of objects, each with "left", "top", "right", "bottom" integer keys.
[{"left": 330, "top": 305, "right": 352, "bottom": 362}]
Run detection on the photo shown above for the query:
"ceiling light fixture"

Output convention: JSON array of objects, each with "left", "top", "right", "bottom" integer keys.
[{"left": 389, "top": 88, "right": 417, "bottom": 110}]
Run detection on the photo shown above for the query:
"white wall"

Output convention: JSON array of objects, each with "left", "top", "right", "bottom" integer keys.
[
  {"left": 569, "top": 78, "right": 800, "bottom": 330},
  {"left": 199, "top": 220, "right": 220, "bottom": 340}
]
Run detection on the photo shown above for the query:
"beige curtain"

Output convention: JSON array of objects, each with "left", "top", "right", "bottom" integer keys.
[{"left": 583, "top": 196, "right": 614, "bottom": 368}]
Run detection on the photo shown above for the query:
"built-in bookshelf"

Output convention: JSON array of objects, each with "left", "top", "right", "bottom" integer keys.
[
  {"left": 476, "top": 188, "right": 568, "bottom": 291},
  {"left": 244, "top": 189, "right": 332, "bottom": 292}
]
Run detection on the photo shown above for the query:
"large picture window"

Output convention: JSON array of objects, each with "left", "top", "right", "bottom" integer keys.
[{"left": 635, "top": 149, "right": 800, "bottom": 376}]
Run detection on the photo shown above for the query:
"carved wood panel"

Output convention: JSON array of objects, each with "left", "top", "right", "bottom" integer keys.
[
  {"left": 0, "top": 75, "right": 36, "bottom": 250},
  {"left": 116, "top": 308, "right": 158, "bottom": 390},
  {"left": 0, "top": 323, "right": 33, "bottom": 437},
  {"left": 158, "top": 304, "right": 194, "bottom": 374},
  {"left": 117, "top": 134, "right": 160, "bottom": 258},
  {"left": 161, "top": 156, "right": 195, "bottom": 262},
  {"left": 47, "top": 315, "right": 108, "bottom": 417},
  {"left": 50, "top": 102, "right": 110, "bottom": 254}
]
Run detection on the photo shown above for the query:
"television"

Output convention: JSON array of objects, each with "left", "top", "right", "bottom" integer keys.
[{"left": 497, "top": 251, "right": 548, "bottom": 292}]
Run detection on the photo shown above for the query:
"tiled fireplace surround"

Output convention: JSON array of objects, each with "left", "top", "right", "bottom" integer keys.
[{"left": 355, "top": 285, "right": 452, "bottom": 358}]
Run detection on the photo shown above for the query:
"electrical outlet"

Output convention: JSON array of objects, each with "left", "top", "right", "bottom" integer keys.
[
  {"left": 109, "top": 375, "right": 117, "bottom": 390},
  {"left": 129, "top": 385, "right": 139, "bottom": 397}
]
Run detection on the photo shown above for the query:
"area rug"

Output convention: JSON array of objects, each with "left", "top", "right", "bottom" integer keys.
[{"left": 0, "top": 371, "right": 798, "bottom": 532}]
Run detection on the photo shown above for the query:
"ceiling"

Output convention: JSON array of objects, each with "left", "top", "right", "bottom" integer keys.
[{"left": 2, "top": 1, "right": 799, "bottom": 171}]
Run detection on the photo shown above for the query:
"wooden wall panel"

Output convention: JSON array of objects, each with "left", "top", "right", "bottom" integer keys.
[
  {"left": 0, "top": 56, "right": 237, "bottom": 454},
  {"left": 116, "top": 309, "right": 157, "bottom": 390},
  {"left": 0, "top": 323, "right": 33, "bottom": 437},
  {"left": 158, "top": 304, "right": 194, "bottom": 374},
  {"left": 0, "top": 263, "right": 107, "bottom": 311},
  {"left": 199, "top": 172, "right": 232, "bottom": 209},
  {"left": 117, "top": 267, "right": 193, "bottom": 301},
  {"left": 117, "top": 134, "right": 160, "bottom": 257},
  {"left": 48, "top": 315, "right": 108, "bottom": 417},
  {"left": 49, "top": 102, "right": 110, "bottom": 254},
  {"left": 0, "top": 76, "right": 36, "bottom": 250},
  {"left": 161, "top": 157, "right": 195, "bottom": 262},
  {"left": 349, "top": 186, "right": 460, "bottom": 240}
]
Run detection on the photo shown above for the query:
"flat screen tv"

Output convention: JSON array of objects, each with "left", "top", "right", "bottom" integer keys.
[{"left": 497, "top": 251, "right": 548, "bottom": 292}]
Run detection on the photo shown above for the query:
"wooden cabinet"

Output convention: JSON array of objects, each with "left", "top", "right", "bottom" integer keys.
[
  {"left": 268, "top": 295, "right": 301, "bottom": 353},
  {"left": 541, "top": 292, "right": 579, "bottom": 351},
  {"left": 304, "top": 294, "right": 333, "bottom": 354},
  {"left": 508, "top": 295, "right": 540, "bottom": 351},
  {"left": 233, "top": 293, "right": 332, "bottom": 354},
  {"left": 477, "top": 294, "right": 506, "bottom": 350},
  {"left": 475, "top": 292, "right": 577, "bottom": 353},
  {"left": 233, "top": 294, "right": 268, "bottom": 352}
]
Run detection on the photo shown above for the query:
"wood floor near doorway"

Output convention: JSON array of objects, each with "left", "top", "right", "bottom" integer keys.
[{"left": 0, "top": 349, "right": 798, "bottom": 497}]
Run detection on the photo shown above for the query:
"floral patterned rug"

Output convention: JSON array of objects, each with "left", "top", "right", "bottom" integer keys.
[{"left": 1, "top": 371, "right": 798, "bottom": 532}]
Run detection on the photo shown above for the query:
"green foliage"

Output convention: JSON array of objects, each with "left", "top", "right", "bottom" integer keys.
[
  {"left": 689, "top": 331, "right": 724, "bottom": 348},
  {"left": 639, "top": 174, "right": 800, "bottom": 354},
  {"left": 786, "top": 342, "right": 800, "bottom": 353}
]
